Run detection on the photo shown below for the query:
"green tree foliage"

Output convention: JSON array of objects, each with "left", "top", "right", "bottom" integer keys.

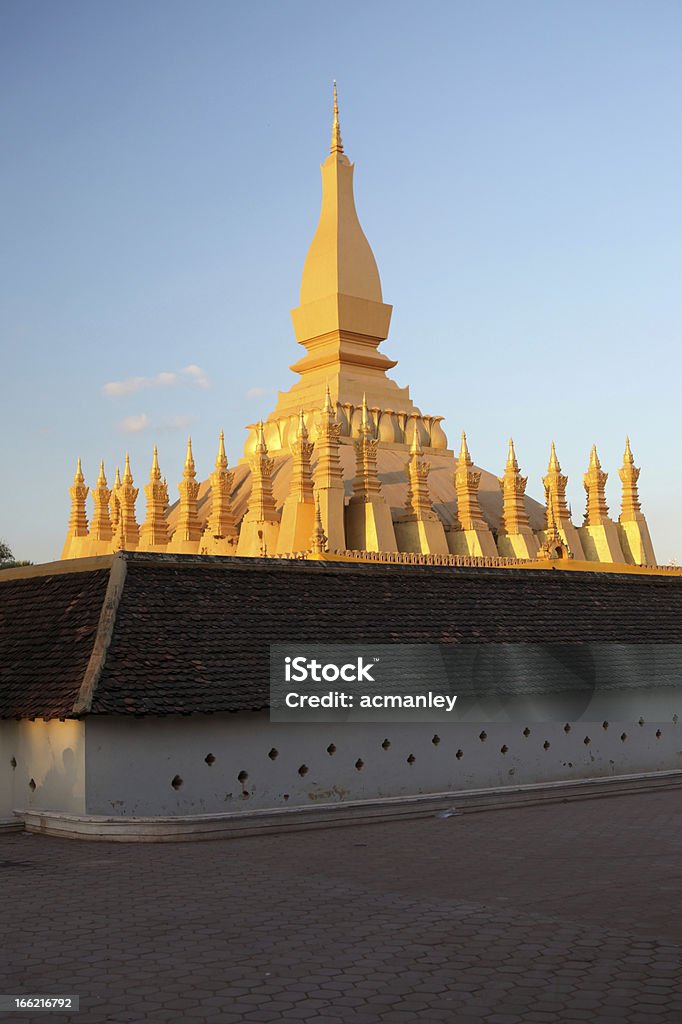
[{"left": 0, "top": 539, "right": 32, "bottom": 569}]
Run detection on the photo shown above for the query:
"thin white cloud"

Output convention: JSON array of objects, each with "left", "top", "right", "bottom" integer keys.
[
  {"left": 119, "top": 414, "right": 150, "bottom": 433},
  {"left": 117, "top": 413, "right": 197, "bottom": 435},
  {"left": 181, "top": 364, "right": 209, "bottom": 388},
  {"left": 103, "top": 365, "right": 210, "bottom": 396},
  {"left": 157, "top": 414, "right": 198, "bottom": 432},
  {"left": 246, "top": 386, "right": 270, "bottom": 399}
]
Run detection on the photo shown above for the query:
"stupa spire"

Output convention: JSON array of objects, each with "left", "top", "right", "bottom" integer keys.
[
  {"left": 68, "top": 458, "right": 89, "bottom": 535},
  {"left": 459, "top": 431, "right": 472, "bottom": 466},
  {"left": 619, "top": 437, "right": 642, "bottom": 522},
  {"left": 506, "top": 438, "right": 519, "bottom": 472},
  {"left": 215, "top": 430, "right": 228, "bottom": 470},
  {"left": 90, "top": 460, "right": 113, "bottom": 545},
  {"left": 297, "top": 408, "right": 309, "bottom": 441},
  {"left": 404, "top": 429, "right": 435, "bottom": 521},
  {"left": 115, "top": 454, "right": 139, "bottom": 551},
  {"left": 314, "top": 384, "right": 345, "bottom": 552},
  {"left": 279, "top": 82, "right": 402, "bottom": 423},
  {"left": 140, "top": 445, "right": 169, "bottom": 550},
  {"left": 237, "top": 421, "right": 280, "bottom": 557},
  {"left": 60, "top": 457, "right": 90, "bottom": 558},
  {"left": 544, "top": 442, "right": 569, "bottom": 525},
  {"left": 110, "top": 467, "right": 122, "bottom": 534},
  {"left": 454, "top": 433, "right": 487, "bottom": 531},
  {"left": 542, "top": 442, "right": 586, "bottom": 559},
  {"left": 183, "top": 436, "right": 195, "bottom": 477},
  {"left": 202, "top": 431, "right": 238, "bottom": 551},
  {"left": 330, "top": 81, "right": 344, "bottom": 155},
  {"left": 310, "top": 494, "right": 328, "bottom": 555},
  {"left": 499, "top": 439, "right": 531, "bottom": 535},
  {"left": 583, "top": 444, "right": 611, "bottom": 526},
  {"left": 359, "top": 393, "right": 372, "bottom": 436},
  {"left": 170, "top": 436, "right": 201, "bottom": 552},
  {"left": 150, "top": 444, "right": 161, "bottom": 480},
  {"left": 616, "top": 438, "right": 656, "bottom": 565}
]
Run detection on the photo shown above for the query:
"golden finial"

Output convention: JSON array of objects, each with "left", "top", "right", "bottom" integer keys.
[
  {"left": 311, "top": 493, "right": 328, "bottom": 554},
  {"left": 297, "top": 408, "right": 309, "bottom": 440},
  {"left": 150, "top": 444, "right": 161, "bottom": 481},
  {"left": 506, "top": 438, "right": 519, "bottom": 471},
  {"left": 624, "top": 436, "right": 634, "bottom": 464},
  {"left": 122, "top": 453, "right": 133, "bottom": 485},
  {"left": 359, "top": 393, "right": 372, "bottom": 435},
  {"left": 458, "top": 431, "right": 472, "bottom": 465},
  {"left": 330, "top": 80, "right": 344, "bottom": 155},
  {"left": 183, "top": 436, "right": 196, "bottom": 477},
  {"left": 114, "top": 466, "right": 121, "bottom": 488},
  {"left": 589, "top": 444, "right": 601, "bottom": 469},
  {"left": 74, "top": 457, "right": 84, "bottom": 484},
  {"left": 97, "top": 459, "right": 107, "bottom": 488},
  {"left": 255, "top": 419, "right": 267, "bottom": 453},
  {"left": 323, "top": 382, "right": 333, "bottom": 414},
  {"left": 410, "top": 422, "right": 423, "bottom": 456},
  {"left": 216, "top": 430, "right": 227, "bottom": 470},
  {"left": 548, "top": 441, "right": 561, "bottom": 472}
]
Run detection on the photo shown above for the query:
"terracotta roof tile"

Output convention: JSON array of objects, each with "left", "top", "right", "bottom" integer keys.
[{"left": 2, "top": 553, "right": 682, "bottom": 718}]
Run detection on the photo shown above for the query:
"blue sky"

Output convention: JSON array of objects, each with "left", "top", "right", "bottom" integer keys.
[{"left": 2, "top": 0, "right": 681, "bottom": 564}]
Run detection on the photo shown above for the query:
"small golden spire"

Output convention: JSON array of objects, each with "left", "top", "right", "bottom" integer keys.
[
  {"left": 499, "top": 439, "right": 530, "bottom": 536},
  {"left": 454, "top": 433, "right": 486, "bottom": 531},
  {"left": 410, "top": 423, "right": 423, "bottom": 457},
  {"left": 96, "top": 459, "right": 107, "bottom": 488},
  {"left": 183, "top": 436, "right": 196, "bottom": 478},
  {"left": 255, "top": 419, "right": 268, "bottom": 453},
  {"left": 619, "top": 437, "right": 643, "bottom": 522},
  {"left": 323, "top": 382, "right": 333, "bottom": 414},
  {"left": 583, "top": 444, "right": 610, "bottom": 526},
  {"left": 114, "top": 466, "right": 121, "bottom": 488},
  {"left": 311, "top": 493, "right": 328, "bottom": 554},
  {"left": 359, "top": 393, "right": 372, "bottom": 435},
  {"left": 122, "top": 453, "right": 133, "bottom": 485},
  {"left": 75, "top": 457, "right": 84, "bottom": 484},
  {"left": 458, "top": 431, "right": 472, "bottom": 466},
  {"left": 548, "top": 441, "right": 560, "bottom": 472},
  {"left": 297, "top": 408, "right": 309, "bottom": 440},
  {"left": 330, "top": 80, "right": 344, "bottom": 155},
  {"left": 506, "top": 438, "right": 519, "bottom": 472},
  {"left": 150, "top": 444, "right": 161, "bottom": 481},
  {"left": 216, "top": 430, "right": 227, "bottom": 470}
]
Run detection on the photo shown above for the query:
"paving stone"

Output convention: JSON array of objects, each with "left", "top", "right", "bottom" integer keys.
[{"left": 4, "top": 789, "right": 682, "bottom": 1024}]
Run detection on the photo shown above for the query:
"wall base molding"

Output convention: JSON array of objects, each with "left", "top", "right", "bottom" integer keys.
[{"left": 13, "top": 768, "right": 682, "bottom": 842}]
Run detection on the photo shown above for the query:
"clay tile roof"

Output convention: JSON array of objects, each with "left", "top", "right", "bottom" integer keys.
[
  {"left": 1, "top": 552, "right": 682, "bottom": 719},
  {"left": 0, "top": 567, "right": 110, "bottom": 718}
]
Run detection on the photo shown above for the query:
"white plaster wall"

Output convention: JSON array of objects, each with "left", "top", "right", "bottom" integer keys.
[
  {"left": 0, "top": 719, "right": 86, "bottom": 817},
  {"left": 84, "top": 686, "right": 682, "bottom": 816}
]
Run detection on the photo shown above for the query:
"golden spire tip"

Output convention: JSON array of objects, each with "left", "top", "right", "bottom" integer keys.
[{"left": 330, "top": 80, "right": 344, "bottom": 155}]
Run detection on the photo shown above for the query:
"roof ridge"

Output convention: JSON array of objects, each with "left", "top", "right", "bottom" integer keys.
[
  {"left": 0, "top": 553, "right": 116, "bottom": 582},
  {"left": 72, "top": 552, "right": 128, "bottom": 715}
]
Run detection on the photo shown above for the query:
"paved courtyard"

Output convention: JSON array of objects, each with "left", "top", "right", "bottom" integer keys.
[{"left": 2, "top": 789, "right": 682, "bottom": 1023}]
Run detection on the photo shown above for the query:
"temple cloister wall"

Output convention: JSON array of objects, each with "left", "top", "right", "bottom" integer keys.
[
  {"left": 3, "top": 691, "right": 679, "bottom": 820},
  {"left": 0, "top": 719, "right": 86, "bottom": 821}
]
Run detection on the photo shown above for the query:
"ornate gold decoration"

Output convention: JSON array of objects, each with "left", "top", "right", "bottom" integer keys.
[
  {"left": 90, "top": 460, "right": 112, "bottom": 543},
  {"left": 583, "top": 445, "right": 611, "bottom": 526},
  {"left": 498, "top": 438, "right": 530, "bottom": 535}
]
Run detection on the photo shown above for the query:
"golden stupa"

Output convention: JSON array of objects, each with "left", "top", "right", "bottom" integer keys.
[{"left": 61, "top": 86, "right": 657, "bottom": 571}]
